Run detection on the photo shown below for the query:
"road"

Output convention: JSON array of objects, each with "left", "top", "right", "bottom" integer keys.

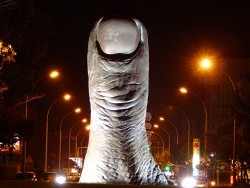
[{"left": 0, "top": 180, "right": 249, "bottom": 188}]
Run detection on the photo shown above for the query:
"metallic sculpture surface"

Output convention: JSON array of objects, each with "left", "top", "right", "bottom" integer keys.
[{"left": 80, "top": 16, "right": 167, "bottom": 185}]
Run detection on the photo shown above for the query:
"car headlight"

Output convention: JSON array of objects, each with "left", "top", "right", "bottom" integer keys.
[
  {"left": 181, "top": 176, "right": 196, "bottom": 188},
  {"left": 55, "top": 175, "right": 66, "bottom": 184}
]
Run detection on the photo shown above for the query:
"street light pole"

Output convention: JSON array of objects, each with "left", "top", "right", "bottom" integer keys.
[
  {"left": 21, "top": 70, "right": 59, "bottom": 172},
  {"left": 179, "top": 87, "right": 208, "bottom": 156},
  {"left": 159, "top": 117, "right": 179, "bottom": 145},
  {"left": 224, "top": 72, "right": 236, "bottom": 157},
  {"left": 169, "top": 106, "right": 191, "bottom": 160},
  {"left": 153, "top": 123, "right": 171, "bottom": 161},
  {"left": 68, "top": 118, "right": 87, "bottom": 169},
  {"left": 45, "top": 94, "right": 71, "bottom": 173},
  {"left": 45, "top": 98, "right": 62, "bottom": 173},
  {"left": 68, "top": 121, "right": 85, "bottom": 169},
  {"left": 161, "top": 128, "right": 171, "bottom": 161},
  {"left": 151, "top": 131, "right": 165, "bottom": 153},
  {"left": 58, "top": 108, "right": 81, "bottom": 171},
  {"left": 199, "top": 59, "right": 237, "bottom": 185},
  {"left": 224, "top": 71, "right": 237, "bottom": 185},
  {"left": 74, "top": 132, "right": 82, "bottom": 167},
  {"left": 166, "top": 120, "right": 179, "bottom": 145}
]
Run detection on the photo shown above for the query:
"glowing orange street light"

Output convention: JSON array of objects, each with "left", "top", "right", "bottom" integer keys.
[
  {"left": 152, "top": 125, "right": 171, "bottom": 160},
  {"left": 58, "top": 107, "right": 81, "bottom": 171},
  {"left": 23, "top": 70, "right": 61, "bottom": 172},
  {"left": 200, "top": 58, "right": 212, "bottom": 69},
  {"left": 82, "top": 118, "right": 88, "bottom": 123},
  {"left": 64, "top": 94, "right": 71, "bottom": 101},
  {"left": 179, "top": 87, "right": 208, "bottom": 156},
  {"left": 45, "top": 93, "right": 71, "bottom": 172},
  {"left": 68, "top": 120, "right": 87, "bottom": 169},
  {"left": 179, "top": 87, "right": 188, "bottom": 94},
  {"left": 49, "top": 70, "right": 60, "bottom": 79},
  {"left": 198, "top": 58, "right": 237, "bottom": 185},
  {"left": 85, "top": 124, "right": 91, "bottom": 131},
  {"left": 153, "top": 124, "right": 159, "bottom": 129},
  {"left": 169, "top": 105, "right": 191, "bottom": 160},
  {"left": 32, "top": 70, "right": 60, "bottom": 86},
  {"left": 158, "top": 116, "right": 179, "bottom": 145},
  {"left": 159, "top": 117, "right": 165, "bottom": 121},
  {"left": 74, "top": 107, "right": 81, "bottom": 113}
]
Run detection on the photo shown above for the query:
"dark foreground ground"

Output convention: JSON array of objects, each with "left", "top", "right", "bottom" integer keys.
[{"left": 0, "top": 181, "right": 249, "bottom": 188}]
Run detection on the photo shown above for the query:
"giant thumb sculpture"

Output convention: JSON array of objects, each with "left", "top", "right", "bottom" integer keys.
[{"left": 80, "top": 16, "right": 168, "bottom": 185}]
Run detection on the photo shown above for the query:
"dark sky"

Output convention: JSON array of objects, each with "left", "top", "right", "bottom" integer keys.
[{"left": 36, "top": 0, "right": 250, "bottom": 125}]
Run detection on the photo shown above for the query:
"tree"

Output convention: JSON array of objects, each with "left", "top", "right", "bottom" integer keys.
[
  {"left": 0, "top": 0, "right": 55, "bottom": 150},
  {"left": 155, "top": 150, "right": 171, "bottom": 170},
  {"left": 0, "top": 39, "right": 16, "bottom": 119}
]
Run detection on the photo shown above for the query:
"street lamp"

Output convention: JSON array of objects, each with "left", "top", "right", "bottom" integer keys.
[
  {"left": 58, "top": 107, "right": 81, "bottom": 171},
  {"left": 200, "top": 58, "right": 212, "bottom": 69},
  {"left": 151, "top": 131, "right": 165, "bottom": 154},
  {"left": 20, "top": 70, "right": 60, "bottom": 172},
  {"left": 74, "top": 131, "right": 83, "bottom": 165},
  {"left": 31, "top": 70, "right": 60, "bottom": 87},
  {"left": 68, "top": 119, "right": 87, "bottom": 169},
  {"left": 25, "top": 70, "right": 60, "bottom": 116},
  {"left": 199, "top": 59, "right": 237, "bottom": 185},
  {"left": 169, "top": 105, "right": 191, "bottom": 160},
  {"left": 49, "top": 70, "right": 60, "bottom": 79},
  {"left": 78, "top": 124, "right": 90, "bottom": 168},
  {"left": 159, "top": 117, "right": 179, "bottom": 145},
  {"left": 179, "top": 87, "right": 208, "bottom": 156},
  {"left": 153, "top": 124, "right": 171, "bottom": 161},
  {"left": 45, "top": 93, "right": 71, "bottom": 173}
]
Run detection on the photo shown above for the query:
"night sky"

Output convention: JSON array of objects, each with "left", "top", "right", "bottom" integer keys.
[{"left": 35, "top": 0, "right": 250, "bottom": 128}]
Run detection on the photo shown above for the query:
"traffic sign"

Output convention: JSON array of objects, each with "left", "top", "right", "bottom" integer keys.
[
  {"left": 147, "top": 131, "right": 152, "bottom": 138},
  {"left": 147, "top": 140, "right": 152, "bottom": 147},
  {"left": 146, "top": 112, "right": 152, "bottom": 122},
  {"left": 145, "top": 122, "right": 152, "bottom": 129}
]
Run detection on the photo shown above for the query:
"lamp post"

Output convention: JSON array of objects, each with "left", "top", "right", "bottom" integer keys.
[
  {"left": 179, "top": 87, "right": 208, "bottom": 156},
  {"left": 74, "top": 131, "right": 83, "bottom": 167},
  {"left": 223, "top": 72, "right": 236, "bottom": 159},
  {"left": 151, "top": 131, "right": 165, "bottom": 154},
  {"left": 45, "top": 94, "right": 71, "bottom": 173},
  {"left": 68, "top": 119, "right": 87, "bottom": 169},
  {"left": 169, "top": 105, "right": 191, "bottom": 160},
  {"left": 58, "top": 107, "right": 81, "bottom": 171},
  {"left": 199, "top": 58, "right": 237, "bottom": 185},
  {"left": 78, "top": 124, "right": 90, "bottom": 168},
  {"left": 159, "top": 117, "right": 179, "bottom": 145},
  {"left": 20, "top": 70, "right": 59, "bottom": 172},
  {"left": 153, "top": 124, "right": 171, "bottom": 161}
]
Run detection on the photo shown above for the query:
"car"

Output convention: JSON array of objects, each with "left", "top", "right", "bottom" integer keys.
[
  {"left": 14, "top": 171, "right": 37, "bottom": 181},
  {"left": 41, "top": 172, "right": 58, "bottom": 182}
]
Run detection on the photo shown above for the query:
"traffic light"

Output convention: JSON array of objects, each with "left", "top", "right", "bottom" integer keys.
[{"left": 164, "top": 165, "right": 170, "bottom": 171}]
